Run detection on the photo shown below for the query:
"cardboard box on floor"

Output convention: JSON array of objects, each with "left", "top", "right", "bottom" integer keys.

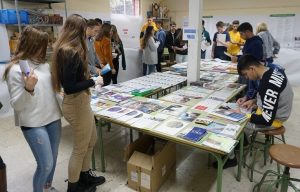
[{"left": 124, "top": 135, "right": 176, "bottom": 192}]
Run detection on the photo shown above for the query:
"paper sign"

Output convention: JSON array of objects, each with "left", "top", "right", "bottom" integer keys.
[
  {"left": 141, "top": 172, "right": 150, "bottom": 189},
  {"left": 183, "top": 28, "right": 197, "bottom": 40},
  {"left": 131, "top": 171, "right": 138, "bottom": 182}
]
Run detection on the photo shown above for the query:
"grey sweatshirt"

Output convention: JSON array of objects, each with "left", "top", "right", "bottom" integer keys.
[
  {"left": 257, "top": 31, "right": 280, "bottom": 60},
  {"left": 86, "top": 38, "right": 100, "bottom": 76},
  {"left": 254, "top": 68, "right": 293, "bottom": 126}
]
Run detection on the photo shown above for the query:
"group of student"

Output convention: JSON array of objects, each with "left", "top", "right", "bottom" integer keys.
[
  {"left": 214, "top": 21, "right": 294, "bottom": 168},
  {"left": 3, "top": 14, "right": 120, "bottom": 192},
  {"left": 140, "top": 16, "right": 188, "bottom": 75}
]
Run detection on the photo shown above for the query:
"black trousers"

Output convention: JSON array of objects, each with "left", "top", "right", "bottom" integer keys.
[
  {"left": 156, "top": 50, "right": 163, "bottom": 72},
  {"left": 0, "top": 156, "right": 7, "bottom": 192},
  {"left": 112, "top": 58, "right": 120, "bottom": 84},
  {"left": 102, "top": 71, "right": 112, "bottom": 86}
]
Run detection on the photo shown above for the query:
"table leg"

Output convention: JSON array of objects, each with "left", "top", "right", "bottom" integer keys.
[
  {"left": 96, "top": 118, "right": 106, "bottom": 172},
  {"left": 211, "top": 153, "right": 224, "bottom": 192},
  {"left": 237, "top": 132, "right": 244, "bottom": 181}
]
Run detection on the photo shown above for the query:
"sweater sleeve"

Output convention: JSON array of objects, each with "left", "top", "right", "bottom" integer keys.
[
  {"left": 250, "top": 69, "right": 287, "bottom": 126},
  {"left": 148, "top": 37, "right": 159, "bottom": 51},
  {"left": 60, "top": 51, "right": 95, "bottom": 94},
  {"left": 7, "top": 66, "right": 35, "bottom": 111}
]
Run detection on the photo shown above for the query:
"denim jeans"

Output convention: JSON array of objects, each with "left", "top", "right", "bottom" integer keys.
[
  {"left": 21, "top": 119, "right": 61, "bottom": 192},
  {"left": 143, "top": 63, "right": 156, "bottom": 76},
  {"left": 176, "top": 54, "right": 188, "bottom": 63}
]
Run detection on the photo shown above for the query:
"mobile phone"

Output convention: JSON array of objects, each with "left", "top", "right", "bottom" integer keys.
[{"left": 19, "top": 60, "right": 30, "bottom": 76}]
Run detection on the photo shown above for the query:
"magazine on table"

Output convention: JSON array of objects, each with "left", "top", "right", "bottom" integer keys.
[
  {"left": 130, "top": 113, "right": 170, "bottom": 130},
  {"left": 201, "top": 133, "right": 237, "bottom": 153},
  {"left": 199, "top": 121, "right": 241, "bottom": 138},
  {"left": 208, "top": 88, "right": 234, "bottom": 101},
  {"left": 118, "top": 110, "right": 143, "bottom": 122},
  {"left": 99, "top": 91, "right": 133, "bottom": 103},
  {"left": 90, "top": 98, "right": 115, "bottom": 114},
  {"left": 173, "top": 89, "right": 208, "bottom": 99},
  {"left": 160, "top": 104, "right": 188, "bottom": 117},
  {"left": 160, "top": 94, "right": 191, "bottom": 105},
  {"left": 179, "top": 111, "right": 201, "bottom": 122},
  {"left": 192, "top": 99, "right": 223, "bottom": 112},
  {"left": 182, "top": 127, "right": 207, "bottom": 142},
  {"left": 98, "top": 106, "right": 129, "bottom": 118},
  {"left": 120, "top": 98, "right": 166, "bottom": 114},
  {"left": 154, "top": 118, "right": 189, "bottom": 136},
  {"left": 210, "top": 104, "right": 247, "bottom": 122}
]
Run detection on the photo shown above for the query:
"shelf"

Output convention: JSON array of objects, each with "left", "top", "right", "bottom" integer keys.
[
  {"left": 156, "top": 18, "right": 170, "bottom": 20},
  {"left": 5, "top": 0, "right": 64, "bottom": 3},
  {"left": 6, "top": 23, "right": 62, "bottom": 27}
]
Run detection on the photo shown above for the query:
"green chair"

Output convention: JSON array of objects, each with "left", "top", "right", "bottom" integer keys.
[{"left": 253, "top": 144, "right": 300, "bottom": 192}]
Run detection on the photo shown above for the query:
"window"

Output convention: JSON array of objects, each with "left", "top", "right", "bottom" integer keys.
[{"left": 110, "top": 0, "right": 140, "bottom": 16}]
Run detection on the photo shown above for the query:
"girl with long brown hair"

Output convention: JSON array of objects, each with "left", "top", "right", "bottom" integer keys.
[
  {"left": 51, "top": 14, "right": 104, "bottom": 192},
  {"left": 94, "top": 23, "right": 115, "bottom": 86},
  {"left": 110, "top": 24, "right": 126, "bottom": 84},
  {"left": 4, "top": 26, "right": 62, "bottom": 192}
]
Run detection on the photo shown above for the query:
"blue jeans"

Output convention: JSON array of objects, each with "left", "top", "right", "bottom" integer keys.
[
  {"left": 201, "top": 50, "right": 206, "bottom": 59},
  {"left": 143, "top": 63, "right": 156, "bottom": 76},
  {"left": 21, "top": 120, "right": 61, "bottom": 192}
]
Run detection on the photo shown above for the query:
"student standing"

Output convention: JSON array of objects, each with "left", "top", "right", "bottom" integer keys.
[
  {"left": 86, "top": 19, "right": 101, "bottom": 77},
  {"left": 139, "top": 16, "right": 158, "bottom": 48},
  {"left": 165, "top": 22, "right": 178, "bottom": 63},
  {"left": 201, "top": 20, "right": 212, "bottom": 59},
  {"left": 111, "top": 24, "right": 126, "bottom": 84},
  {"left": 95, "top": 23, "right": 116, "bottom": 86},
  {"left": 4, "top": 26, "right": 62, "bottom": 192},
  {"left": 155, "top": 20, "right": 166, "bottom": 72},
  {"left": 256, "top": 22, "right": 280, "bottom": 65},
  {"left": 211, "top": 21, "right": 231, "bottom": 60},
  {"left": 174, "top": 28, "right": 188, "bottom": 63},
  {"left": 227, "top": 20, "right": 244, "bottom": 56},
  {"left": 51, "top": 14, "right": 105, "bottom": 192},
  {"left": 141, "top": 26, "right": 160, "bottom": 75}
]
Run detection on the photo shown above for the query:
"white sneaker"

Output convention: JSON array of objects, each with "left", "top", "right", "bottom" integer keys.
[{"left": 44, "top": 187, "right": 59, "bottom": 192}]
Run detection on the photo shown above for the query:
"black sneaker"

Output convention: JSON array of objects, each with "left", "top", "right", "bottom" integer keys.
[
  {"left": 67, "top": 181, "right": 96, "bottom": 192},
  {"left": 79, "top": 169, "right": 106, "bottom": 186},
  {"left": 213, "top": 157, "right": 238, "bottom": 169}
]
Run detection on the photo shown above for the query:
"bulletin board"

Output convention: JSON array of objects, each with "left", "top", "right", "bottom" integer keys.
[{"left": 202, "top": 13, "right": 300, "bottom": 50}]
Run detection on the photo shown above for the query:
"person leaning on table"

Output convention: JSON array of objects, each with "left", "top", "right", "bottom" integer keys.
[
  {"left": 217, "top": 54, "right": 294, "bottom": 170},
  {"left": 51, "top": 14, "right": 105, "bottom": 192}
]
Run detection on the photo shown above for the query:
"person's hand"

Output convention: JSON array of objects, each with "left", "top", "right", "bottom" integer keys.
[
  {"left": 112, "top": 68, "right": 116, "bottom": 75},
  {"left": 23, "top": 70, "right": 38, "bottom": 92},
  {"left": 241, "top": 99, "right": 256, "bottom": 110},
  {"left": 95, "top": 76, "right": 103, "bottom": 86},
  {"left": 236, "top": 96, "right": 247, "bottom": 105},
  {"left": 231, "top": 56, "right": 238, "bottom": 63},
  {"left": 100, "top": 64, "right": 105, "bottom": 69},
  {"left": 96, "top": 68, "right": 102, "bottom": 76}
]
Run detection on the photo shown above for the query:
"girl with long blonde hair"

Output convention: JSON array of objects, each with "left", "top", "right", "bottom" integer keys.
[{"left": 51, "top": 14, "right": 104, "bottom": 192}]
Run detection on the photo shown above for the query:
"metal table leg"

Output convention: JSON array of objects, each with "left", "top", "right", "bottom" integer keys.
[
  {"left": 237, "top": 132, "right": 244, "bottom": 181},
  {"left": 210, "top": 153, "right": 225, "bottom": 192},
  {"left": 96, "top": 118, "right": 106, "bottom": 172}
]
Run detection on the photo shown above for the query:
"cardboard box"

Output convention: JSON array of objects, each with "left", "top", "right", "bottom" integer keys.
[{"left": 125, "top": 135, "right": 176, "bottom": 192}]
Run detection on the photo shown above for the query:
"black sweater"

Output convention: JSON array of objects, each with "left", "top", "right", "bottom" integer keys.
[{"left": 58, "top": 49, "right": 95, "bottom": 94}]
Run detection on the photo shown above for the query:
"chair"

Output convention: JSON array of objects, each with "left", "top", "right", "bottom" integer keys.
[
  {"left": 244, "top": 126, "right": 286, "bottom": 182},
  {"left": 253, "top": 144, "right": 300, "bottom": 192}
]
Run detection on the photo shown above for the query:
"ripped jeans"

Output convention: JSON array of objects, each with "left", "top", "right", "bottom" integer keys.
[{"left": 21, "top": 119, "right": 61, "bottom": 192}]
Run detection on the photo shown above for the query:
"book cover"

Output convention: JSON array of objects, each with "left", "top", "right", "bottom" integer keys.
[
  {"left": 192, "top": 99, "right": 223, "bottom": 112},
  {"left": 161, "top": 104, "right": 188, "bottom": 117},
  {"left": 154, "top": 118, "right": 189, "bottom": 136},
  {"left": 183, "top": 127, "right": 207, "bottom": 142},
  {"left": 210, "top": 106, "right": 247, "bottom": 122},
  {"left": 201, "top": 133, "right": 237, "bottom": 153},
  {"left": 130, "top": 113, "right": 169, "bottom": 130},
  {"left": 179, "top": 111, "right": 200, "bottom": 122}
]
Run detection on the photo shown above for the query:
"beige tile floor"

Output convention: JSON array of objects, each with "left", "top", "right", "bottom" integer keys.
[{"left": 1, "top": 87, "right": 300, "bottom": 192}]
